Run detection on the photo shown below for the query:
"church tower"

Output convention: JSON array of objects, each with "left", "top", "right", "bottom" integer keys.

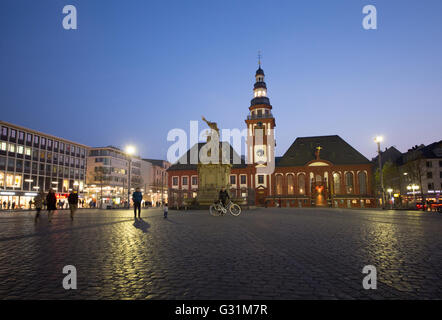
[{"left": 245, "top": 58, "right": 276, "bottom": 189}]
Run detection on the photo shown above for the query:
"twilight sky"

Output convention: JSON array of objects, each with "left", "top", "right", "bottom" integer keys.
[{"left": 1, "top": 0, "right": 441, "bottom": 161}]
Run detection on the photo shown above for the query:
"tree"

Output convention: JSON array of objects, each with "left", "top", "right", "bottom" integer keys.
[{"left": 401, "top": 151, "right": 426, "bottom": 210}]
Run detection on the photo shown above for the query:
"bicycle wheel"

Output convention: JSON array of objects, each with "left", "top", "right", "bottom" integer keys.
[
  {"left": 209, "top": 204, "right": 222, "bottom": 216},
  {"left": 229, "top": 203, "right": 241, "bottom": 216}
]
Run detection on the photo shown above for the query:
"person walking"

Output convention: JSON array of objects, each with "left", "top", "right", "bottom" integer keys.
[
  {"left": 132, "top": 187, "right": 143, "bottom": 219},
  {"left": 68, "top": 190, "right": 79, "bottom": 221},
  {"left": 12, "top": 201, "right": 16, "bottom": 210},
  {"left": 34, "top": 191, "right": 44, "bottom": 222},
  {"left": 46, "top": 188, "right": 57, "bottom": 222},
  {"left": 28, "top": 199, "right": 33, "bottom": 210},
  {"left": 163, "top": 203, "right": 168, "bottom": 219}
]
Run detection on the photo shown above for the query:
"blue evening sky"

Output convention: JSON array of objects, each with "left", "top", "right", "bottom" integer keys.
[{"left": 1, "top": 0, "right": 441, "bottom": 160}]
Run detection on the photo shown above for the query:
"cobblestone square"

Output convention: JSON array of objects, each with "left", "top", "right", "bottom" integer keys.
[{"left": 0, "top": 208, "right": 441, "bottom": 299}]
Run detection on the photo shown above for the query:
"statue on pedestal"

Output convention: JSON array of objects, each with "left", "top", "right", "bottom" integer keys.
[{"left": 193, "top": 116, "right": 231, "bottom": 208}]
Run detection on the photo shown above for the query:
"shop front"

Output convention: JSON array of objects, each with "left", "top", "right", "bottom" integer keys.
[{"left": 0, "top": 191, "right": 38, "bottom": 210}]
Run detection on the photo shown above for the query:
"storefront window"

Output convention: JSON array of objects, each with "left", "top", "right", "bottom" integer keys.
[
  {"left": 14, "top": 175, "right": 22, "bottom": 188},
  {"left": 63, "top": 179, "right": 69, "bottom": 192},
  {"left": 0, "top": 172, "right": 4, "bottom": 187},
  {"left": 6, "top": 174, "right": 14, "bottom": 187}
]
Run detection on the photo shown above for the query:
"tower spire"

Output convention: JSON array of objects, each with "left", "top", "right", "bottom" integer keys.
[{"left": 258, "top": 50, "right": 262, "bottom": 68}]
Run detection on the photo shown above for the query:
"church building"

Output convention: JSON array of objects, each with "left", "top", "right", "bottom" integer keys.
[{"left": 167, "top": 64, "right": 375, "bottom": 208}]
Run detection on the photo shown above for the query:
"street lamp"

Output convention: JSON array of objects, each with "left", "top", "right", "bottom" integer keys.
[
  {"left": 374, "top": 136, "right": 385, "bottom": 209},
  {"left": 125, "top": 145, "right": 136, "bottom": 209}
]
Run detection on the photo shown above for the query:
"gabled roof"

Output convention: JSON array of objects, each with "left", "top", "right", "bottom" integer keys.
[
  {"left": 372, "top": 146, "right": 403, "bottom": 166},
  {"left": 277, "top": 135, "right": 371, "bottom": 167},
  {"left": 167, "top": 142, "right": 246, "bottom": 171},
  {"left": 398, "top": 140, "right": 442, "bottom": 164}
]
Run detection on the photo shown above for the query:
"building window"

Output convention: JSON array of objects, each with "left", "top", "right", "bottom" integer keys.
[
  {"left": 8, "top": 144, "right": 15, "bottom": 153},
  {"left": 439, "top": 160, "right": 442, "bottom": 167},
  {"left": 1, "top": 127, "right": 7, "bottom": 136},
  {"left": 230, "top": 175, "right": 236, "bottom": 185},
  {"left": 275, "top": 174, "right": 283, "bottom": 195},
  {"left": 18, "top": 131, "right": 24, "bottom": 141},
  {"left": 358, "top": 172, "right": 367, "bottom": 195},
  {"left": 428, "top": 183, "right": 434, "bottom": 190},
  {"left": 345, "top": 172, "right": 354, "bottom": 194},
  {"left": 333, "top": 172, "right": 341, "bottom": 194},
  {"left": 240, "top": 175, "right": 246, "bottom": 185},
  {"left": 172, "top": 177, "right": 179, "bottom": 186},
  {"left": 26, "top": 133, "right": 32, "bottom": 142},
  {"left": 427, "top": 172, "right": 433, "bottom": 179},
  {"left": 41, "top": 137, "right": 46, "bottom": 147},
  {"left": 298, "top": 174, "right": 305, "bottom": 195},
  {"left": 440, "top": 171, "right": 442, "bottom": 179},
  {"left": 181, "top": 176, "right": 188, "bottom": 186},
  {"left": 191, "top": 176, "right": 198, "bottom": 186},
  {"left": 17, "top": 146, "right": 24, "bottom": 154},
  {"left": 426, "top": 161, "right": 432, "bottom": 168},
  {"left": 287, "top": 174, "right": 294, "bottom": 194},
  {"left": 0, "top": 142, "right": 6, "bottom": 151},
  {"left": 10, "top": 130, "right": 16, "bottom": 139}
]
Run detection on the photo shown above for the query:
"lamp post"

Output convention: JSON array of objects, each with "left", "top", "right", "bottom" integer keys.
[
  {"left": 125, "top": 145, "right": 136, "bottom": 209},
  {"left": 374, "top": 136, "right": 385, "bottom": 209}
]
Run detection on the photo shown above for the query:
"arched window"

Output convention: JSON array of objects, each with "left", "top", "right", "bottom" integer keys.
[
  {"left": 298, "top": 174, "right": 305, "bottom": 195},
  {"left": 287, "top": 174, "right": 295, "bottom": 195},
  {"left": 276, "top": 174, "right": 283, "bottom": 195},
  {"left": 333, "top": 172, "right": 341, "bottom": 194},
  {"left": 358, "top": 171, "right": 367, "bottom": 194},
  {"left": 345, "top": 172, "right": 354, "bottom": 194}
]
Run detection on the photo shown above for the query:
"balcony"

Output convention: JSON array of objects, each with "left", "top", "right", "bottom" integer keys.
[{"left": 247, "top": 112, "right": 273, "bottom": 120}]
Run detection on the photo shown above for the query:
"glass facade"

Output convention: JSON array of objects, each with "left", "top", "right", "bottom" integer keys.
[{"left": 0, "top": 122, "right": 87, "bottom": 209}]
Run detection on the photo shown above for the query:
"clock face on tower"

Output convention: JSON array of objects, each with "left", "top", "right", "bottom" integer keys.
[{"left": 254, "top": 145, "right": 267, "bottom": 163}]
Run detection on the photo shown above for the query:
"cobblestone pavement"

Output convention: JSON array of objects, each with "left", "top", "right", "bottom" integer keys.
[{"left": 0, "top": 207, "right": 441, "bottom": 300}]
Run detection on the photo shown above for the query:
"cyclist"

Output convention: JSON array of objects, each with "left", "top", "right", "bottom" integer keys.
[{"left": 218, "top": 187, "right": 230, "bottom": 209}]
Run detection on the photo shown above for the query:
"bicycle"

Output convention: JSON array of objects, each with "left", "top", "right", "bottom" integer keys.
[{"left": 209, "top": 200, "right": 241, "bottom": 216}]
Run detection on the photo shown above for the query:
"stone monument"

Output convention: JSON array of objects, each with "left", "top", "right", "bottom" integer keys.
[{"left": 195, "top": 116, "right": 232, "bottom": 207}]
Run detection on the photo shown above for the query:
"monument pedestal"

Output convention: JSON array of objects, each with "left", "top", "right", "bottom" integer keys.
[{"left": 196, "top": 163, "right": 231, "bottom": 207}]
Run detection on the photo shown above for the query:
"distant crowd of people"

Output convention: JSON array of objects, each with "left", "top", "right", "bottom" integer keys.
[{"left": 1, "top": 187, "right": 169, "bottom": 221}]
